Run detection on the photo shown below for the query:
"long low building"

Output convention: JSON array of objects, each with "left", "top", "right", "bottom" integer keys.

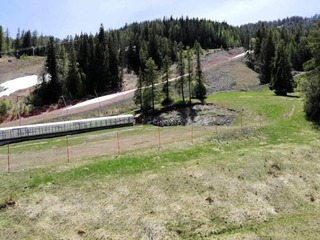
[{"left": 0, "top": 114, "right": 134, "bottom": 145}]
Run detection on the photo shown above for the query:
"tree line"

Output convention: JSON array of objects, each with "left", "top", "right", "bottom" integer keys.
[
  {"left": 243, "top": 16, "right": 320, "bottom": 122},
  {"left": 0, "top": 26, "right": 51, "bottom": 57},
  {"left": 6, "top": 17, "right": 241, "bottom": 107}
]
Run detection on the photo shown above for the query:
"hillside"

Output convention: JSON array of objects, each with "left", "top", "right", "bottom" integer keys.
[{"left": 0, "top": 56, "right": 45, "bottom": 84}]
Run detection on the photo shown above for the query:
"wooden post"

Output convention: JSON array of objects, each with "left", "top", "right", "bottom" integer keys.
[
  {"left": 117, "top": 131, "right": 120, "bottom": 154},
  {"left": 66, "top": 135, "right": 70, "bottom": 163},
  {"left": 7, "top": 144, "right": 10, "bottom": 173}
]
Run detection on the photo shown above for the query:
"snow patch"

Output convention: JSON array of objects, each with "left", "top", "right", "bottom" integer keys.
[
  {"left": 66, "top": 89, "right": 136, "bottom": 110},
  {"left": 0, "top": 75, "right": 38, "bottom": 97}
]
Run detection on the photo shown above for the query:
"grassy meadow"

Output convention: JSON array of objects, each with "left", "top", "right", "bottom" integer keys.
[{"left": 1, "top": 88, "right": 320, "bottom": 239}]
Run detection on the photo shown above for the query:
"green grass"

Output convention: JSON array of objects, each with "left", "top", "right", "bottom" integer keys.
[{"left": 1, "top": 88, "right": 320, "bottom": 239}]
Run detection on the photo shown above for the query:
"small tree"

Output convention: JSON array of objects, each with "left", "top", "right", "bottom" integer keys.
[
  {"left": 0, "top": 99, "right": 12, "bottom": 122},
  {"left": 270, "top": 40, "right": 294, "bottom": 96}
]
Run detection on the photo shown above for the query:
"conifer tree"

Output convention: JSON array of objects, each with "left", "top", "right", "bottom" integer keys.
[
  {"left": 46, "top": 37, "right": 62, "bottom": 103},
  {"left": 270, "top": 40, "right": 294, "bottom": 96},
  {"left": 5, "top": 28, "right": 10, "bottom": 55},
  {"left": 162, "top": 55, "right": 172, "bottom": 105},
  {"left": 144, "top": 57, "right": 158, "bottom": 109},
  {"left": 107, "top": 33, "right": 121, "bottom": 90},
  {"left": 259, "top": 30, "right": 275, "bottom": 84},
  {"left": 304, "top": 21, "right": 320, "bottom": 122},
  {"left": 0, "top": 26, "right": 3, "bottom": 54},
  {"left": 193, "top": 41, "right": 206, "bottom": 102},
  {"left": 95, "top": 24, "right": 109, "bottom": 93},
  {"left": 67, "top": 44, "right": 82, "bottom": 98},
  {"left": 186, "top": 47, "right": 193, "bottom": 102},
  {"left": 134, "top": 68, "right": 143, "bottom": 109},
  {"left": 161, "top": 39, "right": 172, "bottom": 105},
  {"left": 15, "top": 28, "right": 21, "bottom": 52},
  {"left": 176, "top": 42, "right": 185, "bottom": 103}
]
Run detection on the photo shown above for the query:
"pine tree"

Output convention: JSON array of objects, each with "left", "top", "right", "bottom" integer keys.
[
  {"left": 259, "top": 30, "right": 275, "bottom": 84},
  {"left": 304, "top": 21, "right": 320, "bottom": 122},
  {"left": 107, "top": 33, "right": 121, "bottom": 90},
  {"left": 186, "top": 47, "right": 193, "bottom": 102},
  {"left": 144, "top": 57, "right": 158, "bottom": 109},
  {"left": 254, "top": 23, "right": 266, "bottom": 59},
  {"left": 0, "top": 25, "right": 3, "bottom": 54},
  {"left": 57, "top": 45, "right": 68, "bottom": 94},
  {"left": 176, "top": 42, "right": 185, "bottom": 103},
  {"left": 22, "top": 30, "right": 32, "bottom": 55},
  {"left": 5, "top": 28, "right": 10, "bottom": 55},
  {"left": 46, "top": 37, "right": 62, "bottom": 102},
  {"left": 15, "top": 28, "right": 21, "bottom": 52},
  {"left": 95, "top": 24, "right": 109, "bottom": 93},
  {"left": 134, "top": 68, "right": 143, "bottom": 109},
  {"left": 193, "top": 41, "right": 206, "bottom": 102},
  {"left": 67, "top": 44, "right": 82, "bottom": 98},
  {"left": 162, "top": 55, "right": 172, "bottom": 105},
  {"left": 270, "top": 40, "right": 294, "bottom": 96},
  {"left": 161, "top": 38, "right": 172, "bottom": 105}
]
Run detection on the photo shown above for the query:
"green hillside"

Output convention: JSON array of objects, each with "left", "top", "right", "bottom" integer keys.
[{"left": 1, "top": 87, "right": 320, "bottom": 239}]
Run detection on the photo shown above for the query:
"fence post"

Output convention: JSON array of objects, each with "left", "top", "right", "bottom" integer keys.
[
  {"left": 66, "top": 135, "right": 70, "bottom": 163},
  {"left": 7, "top": 144, "right": 10, "bottom": 173},
  {"left": 117, "top": 131, "right": 121, "bottom": 154}
]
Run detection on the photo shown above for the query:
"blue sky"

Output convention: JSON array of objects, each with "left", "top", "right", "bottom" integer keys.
[{"left": 0, "top": 0, "right": 319, "bottom": 38}]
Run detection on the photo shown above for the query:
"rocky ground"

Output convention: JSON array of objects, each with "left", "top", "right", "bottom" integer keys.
[{"left": 146, "top": 103, "right": 237, "bottom": 127}]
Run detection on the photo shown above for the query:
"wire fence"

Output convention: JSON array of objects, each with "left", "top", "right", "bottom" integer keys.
[{"left": 0, "top": 114, "right": 264, "bottom": 173}]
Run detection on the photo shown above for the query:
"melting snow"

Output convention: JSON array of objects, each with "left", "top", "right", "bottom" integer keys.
[{"left": 0, "top": 75, "right": 38, "bottom": 97}]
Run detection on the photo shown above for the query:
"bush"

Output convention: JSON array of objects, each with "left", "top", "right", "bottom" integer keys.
[{"left": 0, "top": 99, "right": 12, "bottom": 122}]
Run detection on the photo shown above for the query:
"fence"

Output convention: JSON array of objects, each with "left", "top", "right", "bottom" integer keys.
[{"left": 0, "top": 113, "right": 264, "bottom": 173}]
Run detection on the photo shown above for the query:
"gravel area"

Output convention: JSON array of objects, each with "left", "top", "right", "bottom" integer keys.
[{"left": 146, "top": 103, "right": 237, "bottom": 127}]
